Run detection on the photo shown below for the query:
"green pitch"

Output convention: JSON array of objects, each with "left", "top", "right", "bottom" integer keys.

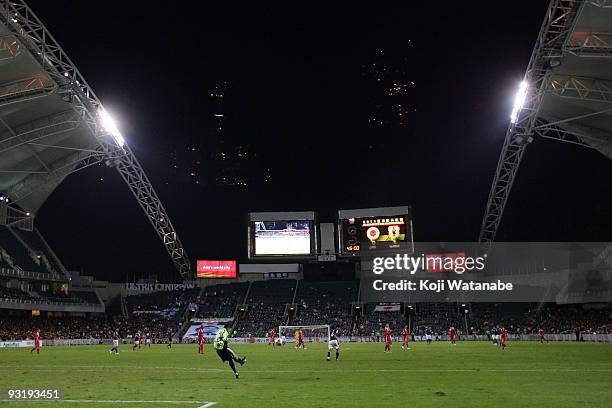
[{"left": 1, "top": 341, "right": 611, "bottom": 407}]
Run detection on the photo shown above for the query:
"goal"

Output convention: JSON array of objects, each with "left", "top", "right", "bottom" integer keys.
[{"left": 278, "top": 325, "right": 330, "bottom": 344}]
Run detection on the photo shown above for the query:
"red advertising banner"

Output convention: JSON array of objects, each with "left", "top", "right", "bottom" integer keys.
[
  {"left": 425, "top": 252, "right": 466, "bottom": 273},
  {"left": 196, "top": 260, "right": 237, "bottom": 278}
]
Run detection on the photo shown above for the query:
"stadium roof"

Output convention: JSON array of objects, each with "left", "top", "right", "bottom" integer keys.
[
  {"left": 0, "top": 1, "right": 191, "bottom": 277},
  {"left": 0, "top": 24, "right": 102, "bottom": 213},
  {"left": 480, "top": 0, "right": 612, "bottom": 246},
  {"left": 535, "top": 0, "right": 612, "bottom": 159}
]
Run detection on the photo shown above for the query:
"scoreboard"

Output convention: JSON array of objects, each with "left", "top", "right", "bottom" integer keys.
[
  {"left": 338, "top": 206, "right": 413, "bottom": 255},
  {"left": 248, "top": 211, "right": 317, "bottom": 259}
]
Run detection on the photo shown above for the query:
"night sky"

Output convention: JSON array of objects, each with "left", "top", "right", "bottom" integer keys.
[{"left": 27, "top": 1, "right": 612, "bottom": 282}]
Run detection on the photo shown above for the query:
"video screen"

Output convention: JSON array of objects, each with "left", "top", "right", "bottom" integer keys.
[
  {"left": 341, "top": 214, "right": 411, "bottom": 254},
  {"left": 196, "top": 260, "right": 237, "bottom": 278},
  {"left": 252, "top": 220, "right": 312, "bottom": 256}
]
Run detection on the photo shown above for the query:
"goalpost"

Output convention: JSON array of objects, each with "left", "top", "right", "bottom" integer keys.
[{"left": 278, "top": 325, "right": 330, "bottom": 344}]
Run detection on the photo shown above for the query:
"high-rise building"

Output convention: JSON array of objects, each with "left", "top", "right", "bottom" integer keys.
[
  {"left": 361, "top": 43, "right": 417, "bottom": 129},
  {"left": 167, "top": 81, "right": 271, "bottom": 188}
]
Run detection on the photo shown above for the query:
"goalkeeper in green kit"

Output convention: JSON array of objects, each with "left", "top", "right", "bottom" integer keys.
[{"left": 214, "top": 322, "right": 247, "bottom": 379}]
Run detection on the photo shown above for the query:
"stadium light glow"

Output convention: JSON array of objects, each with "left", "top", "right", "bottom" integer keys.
[
  {"left": 98, "top": 108, "right": 125, "bottom": 148},
  {"left": 510, "top": 81, "right": 529, "bottom": 124}
]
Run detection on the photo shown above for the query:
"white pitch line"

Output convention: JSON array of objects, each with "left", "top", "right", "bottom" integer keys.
[
  {"left": 0, "top": 400, "right": 215, "bottom": 405},
  {"left": 3, "top": 365, "right": 612, "bottom": 374}
]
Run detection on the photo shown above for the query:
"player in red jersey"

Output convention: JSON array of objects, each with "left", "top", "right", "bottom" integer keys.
[
  {"left": 538, "top": 328, "right": 548, "bottom": 344},
  {"left": 449, "top": 326, "right": 457, "bottom": 345},
  {"left": 269, "top": 328, "right": 276, "bottom": 347},
  {"left": 500, "top": 326, "right": 508, "bottom": 351},
  {"left": 197, "top": 324, "right": 204, "bottom": 354},
  {"left": 29, "top": 330, "right": 41, "bottom": 354},
  {"left": 384, "top": 324, "right": 392, "bottom": 352},
  {"left": 401, "top": 325, "right": 410, "bottom": 350}
]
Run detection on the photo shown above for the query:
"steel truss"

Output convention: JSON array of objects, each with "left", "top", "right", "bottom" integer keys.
[
  {"left": 567, "top": 31, "right": 612, "bottom": 57},
  {"left": 549, "top": 75, "right": 612, "bottom": 103},
  {"left": 566, "top": 0, "right": 612, "bottom": 57},
  {"left": 534, "top": 118, "right": 607, "bottom": 146},
  {"left": 0, "top": 1, "right": 192, "bottom": 278},
  {"left": 0, "top": 34, "right": 20, "bottom": 60},
  {"left": 479, "top": 0, "right": 583, "bottom": 247}
]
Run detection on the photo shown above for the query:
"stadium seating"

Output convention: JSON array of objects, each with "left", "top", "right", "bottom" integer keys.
[
  {"left": 11, "top": 228, "right": 65, "bottom": 276},
  {"left": 537, "top": 304, "right": 611, "bottom": 334},
  {"left": 360, "top": 310, "right": 406, "bottom": 337},
  {"left": 0, "top": 277, "right": 100, "bottom": 306},
  {"left": 35, "top": 290, "right": 100, "bottom": 305},
  {"left": 125, "top": 288, "right": 200, "bottom": 313},
  {"left": 291, "top": 280, "right": 357, "bottom": 328},
  {"left": 197, "top": 282, "right": 249, "bottom": 318},
  {"left": 468, "top": 303, "right": 539, "bottom": 335},
  {"left": 234, "top": 279, "right": 297, "bottom": 337},
  {"left": 71, "top": 291, "right": 101, "bottom": 305},
  {"left": 0, "top": 284, "right": 37, "bottom": 302},
  {"left": 0, "top": 226, "right": 42, "bottom": 273},
  {"left": 247, "top": 279, "right": 297, "bottom": 304},
  {"left": 411, "top": 303, "right": 463, "bottom": 335},
  {"left": 1, "top": 276, "right": 610, "bottom": 341},
  {"left": 0, "top": 314, "right": 181, "bottom": 341}
]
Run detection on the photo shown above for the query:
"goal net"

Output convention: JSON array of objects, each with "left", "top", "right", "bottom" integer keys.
[{"left": 278, "top": 325, "right": 330, "bottom": 344}]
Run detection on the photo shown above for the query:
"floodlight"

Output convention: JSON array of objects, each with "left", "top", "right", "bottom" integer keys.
[
  {"left": 98, "top": 108, "right": 125, "bottom": 148},
  {"left": 510, "top": 81, "right": 528, "bottom": 124}
]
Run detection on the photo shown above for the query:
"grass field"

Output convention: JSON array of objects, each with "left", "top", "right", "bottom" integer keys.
[{"left": 1, "top": 341, "right": 611, "bottom": 407}]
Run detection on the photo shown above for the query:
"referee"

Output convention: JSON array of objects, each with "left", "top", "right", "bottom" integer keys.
[{"left": 214, "top": 322, "right": 246, "bottom": 379}]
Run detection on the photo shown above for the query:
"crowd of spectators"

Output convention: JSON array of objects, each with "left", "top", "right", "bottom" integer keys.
[
  {"left": 233, "top": 304, "right": 286, "bottom": 337},
  {"left": 0, "top": 282, "right": 98, "bottom": 305},
  {"left": 538, "top": 304, "right": 611, "bottom": 334},
  {"left": 0, "top": 314, "right": 182, "bottom": 341},
  {"left": 291, "top": 281, "right": 357, "bottom": 329},
  {"left": 353, "top": 311, "right": 407, "bottom": 336},
  {"left": 126, "top": 288, "right": 200, "bottom": 313},
  {"left": 196, "top": 282, "right": 248, "bottom": 319},
  {"left": 1, "top": 278, "right": 610, "bottom": 340},
  {"left": 0, "top": 285, "right": 36, "bottom": 302}
]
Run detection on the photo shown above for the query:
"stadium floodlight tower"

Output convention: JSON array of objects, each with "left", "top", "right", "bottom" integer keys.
[
  {"left": 0, "top": 1, "right": 191, "bottom": 278},
  {"left": 479, "top": 0, "right": 612, "bottom": 251}
]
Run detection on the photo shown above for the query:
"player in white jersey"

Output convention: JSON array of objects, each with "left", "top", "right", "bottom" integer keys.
[
  {"left": 109, "top": 330, "right": 120, "bottom": 354},
  {"left": 326, "top": 328, "right": 340, "bottom": 361}
]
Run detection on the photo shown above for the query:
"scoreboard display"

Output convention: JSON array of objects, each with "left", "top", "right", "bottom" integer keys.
[
  {"left": 248, "top": 211, "right": 317, "bottom": 259},
  {"left": 252, "top": 220, "right": 312, "bottom": 256},
  {"left": 338, "top": 207, "right": 413, "bottom": 255}
]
